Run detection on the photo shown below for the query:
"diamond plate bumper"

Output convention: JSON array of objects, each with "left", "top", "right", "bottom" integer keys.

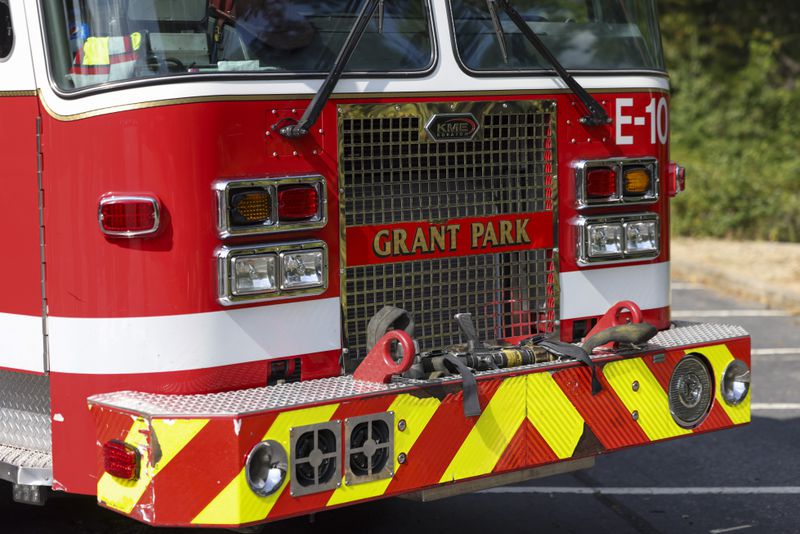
[{"left": 88, "top": 322, "right": 750, "bottom": 528}]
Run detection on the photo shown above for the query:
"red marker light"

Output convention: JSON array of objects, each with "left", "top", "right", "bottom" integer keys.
[
  {"left": 278, "top": 186, "right": 320, "bottom": 221},
  {"left": 586, "top": 167, "right": 617, "bottom": 198},
  {"left": 99, "top": 195, "right": 160, "bottom": 237},
  {"left": 103, "top": 440, "right": 140, "bottom": 480}
]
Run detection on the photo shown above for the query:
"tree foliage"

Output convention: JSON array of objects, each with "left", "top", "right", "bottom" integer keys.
[{"left": 662, "top": 0, "right": 800, "bottom": 241}]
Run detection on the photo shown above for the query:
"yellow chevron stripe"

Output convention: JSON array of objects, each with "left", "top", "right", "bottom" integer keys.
[
  {"left": 327, "top": 394, "right": 440, "bottom": 506},
  {"left": 526, "top": 372, "right": 584, "bottom": 459},
  {"left": 192, "top": 404, "right": 339, "bottom": 526},
  {"left": 98, "top": 417, "right": 208, "bottom": 514},
  {"left": 689, "top": 345, "right": 750, "bottom": 425},
  {"left": 604, "top": 358, "right": 691, "bottom": 441},
  {"left": 440, "top": 375, "right": 526, "bottom": 483}
]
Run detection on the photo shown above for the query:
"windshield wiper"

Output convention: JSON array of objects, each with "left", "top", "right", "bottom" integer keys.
[
  {"left": 487, "top": 0, "right": 611, "bottom": 127},
  {"left": 279, "top": 0, "right": 382, "bottom": 138}
]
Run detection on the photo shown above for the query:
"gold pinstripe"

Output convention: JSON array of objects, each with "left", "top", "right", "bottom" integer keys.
[
  {"left": 526, "top": 372, "right": 585, "bottom": 459},
  {"left": 192, "top": 404, "right": 339, "bottom": 526},
  {"left": 440, "top": 376, "right": 527, "bottom": 483},
  {"left": 327, "top": 394, "right": 440, "bottom": 506},
  {"left": 98, "top": 417, "right": 209, "bottom": 514},
  {"left": 689, "top": 345, "right": 750, "bottom": 425},
  {"left": 604, "top": 358, "right": 692, "bottom": 440}
]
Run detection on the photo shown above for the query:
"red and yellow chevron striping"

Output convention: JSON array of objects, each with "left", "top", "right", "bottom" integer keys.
[{"left": 89, "top": 338, "right": 750, "bottom": 528}]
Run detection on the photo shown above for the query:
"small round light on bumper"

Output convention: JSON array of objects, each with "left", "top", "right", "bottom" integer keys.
[
  {"left": 246, "top": 440, "right": 288, "bottom": 497},
  {"left": 721, "top": 359, "right": 751, "bottom": 406},
  {"left": 669, "top": 355, "right": 713, "bottom": 428}
]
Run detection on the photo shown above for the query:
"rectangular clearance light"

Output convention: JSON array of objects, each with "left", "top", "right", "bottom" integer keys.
[
  {"left": 217, "top": 241, "right": 328, "bottom": 306},
  {"left": 579, "top": 214, "right": 660, "bottom": 265},
  {"left": 215, "top": 176, "right": 326, "bottom": 238},
  {"left": 575, "top": 158, "right": 659, "bottom": 208}
]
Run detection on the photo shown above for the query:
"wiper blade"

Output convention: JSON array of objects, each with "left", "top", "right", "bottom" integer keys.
[
  {"left": 485, "top": 0, "right": 508, "bottom": 63},
  {"left": 488, "top": 0, "right": 611, "bottom": 127},
  {"left": 279, "top": 0, "right": 382, "bottom": 138}
]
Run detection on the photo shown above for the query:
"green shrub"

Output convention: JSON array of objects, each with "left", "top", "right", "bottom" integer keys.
[{"left": 663, "top": 5, "right": 800, "bottom": 241}]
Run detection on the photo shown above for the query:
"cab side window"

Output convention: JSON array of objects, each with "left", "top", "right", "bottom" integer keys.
[{"left": 0, "top": 0, "right": 12, "bottom": 59}]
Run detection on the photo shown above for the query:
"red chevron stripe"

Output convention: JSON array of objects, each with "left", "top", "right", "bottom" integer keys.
[
  {"left": 526, "top": 419, "right": 561, "bottom": 466},
  {"left": 150, "top": 414, "right": 278, "bottom": 524},
  {"left": 493, "top": 420, "right": 528, "bottom": 474},
  {"left": 386, "top": 379, "right": 502, "bottom": 493},
  {"left": 553, "top": 366, "right": 649, "bottom": 449}
]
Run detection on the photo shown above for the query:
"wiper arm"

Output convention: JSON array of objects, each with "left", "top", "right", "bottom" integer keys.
[
  {"left": 487, "top": 0, "right": 611, "bottom": 127},
  {"left": 279, "top": 0, "right": 382, "bottom": 138}
]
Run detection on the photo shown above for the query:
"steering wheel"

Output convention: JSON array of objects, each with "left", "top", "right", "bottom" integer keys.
[{"left": 147, "top": 55, "right": 186, "bottom": 73}]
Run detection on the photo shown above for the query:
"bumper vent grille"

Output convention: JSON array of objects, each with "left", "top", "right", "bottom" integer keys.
[{"left": 339, "top": 101, "right": 558, "bottom": 361}]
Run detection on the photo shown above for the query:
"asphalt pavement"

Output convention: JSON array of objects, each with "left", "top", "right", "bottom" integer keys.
[{"left": 3, "top": 280, "right": 798, "bottom": 534}]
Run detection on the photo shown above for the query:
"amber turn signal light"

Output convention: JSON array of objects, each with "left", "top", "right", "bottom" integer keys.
[{"left": 623, "top": 168, "right": 652, "bottom": 196}]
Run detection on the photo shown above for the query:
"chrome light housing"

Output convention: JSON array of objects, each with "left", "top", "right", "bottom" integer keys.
[
  {"left": 578, "top": 214, "right": 660, "bottom": 265},
  {"left": 721, "top": 359, "right": 751, "bottom": 406},
  {"left": 669, "top": 354, "right": 713, "bottom": 428},
  {"left": 215, "top": 176, "right": 326, "bottom": 238},
  {"left": 575, "top": 158, "right": 659, "bottom": 208},
  {"left": 217, "top": 241, "right": 328, "bottom": 306},
  {"left": 245, "top": 440, "right": 288, "bottom": 497}
]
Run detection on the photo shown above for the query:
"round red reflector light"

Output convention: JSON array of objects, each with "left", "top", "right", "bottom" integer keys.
[
  {"left": 278, "top": 186, "right": 319, "bottom": 222},
  {"left": 99, "top": 196, "right": 160, "bottom": 237},
  {"left": 586, "top": 168, "right": 617, "bottom": 198}
]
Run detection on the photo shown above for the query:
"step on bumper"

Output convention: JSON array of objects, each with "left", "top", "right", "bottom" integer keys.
[{"left": 88, "top": 322, "right": 751, "bottom": 528}]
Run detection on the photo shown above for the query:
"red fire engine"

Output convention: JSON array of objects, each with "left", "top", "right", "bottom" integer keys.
[{"left": 0, "top": 0, "right": 751, "bottom": 528}]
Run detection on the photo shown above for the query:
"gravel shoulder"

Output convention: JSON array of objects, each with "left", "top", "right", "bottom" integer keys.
[{"left": 672, "top": 237, "right": 800, "bottom": 313}]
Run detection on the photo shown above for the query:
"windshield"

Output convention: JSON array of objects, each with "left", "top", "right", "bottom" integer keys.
[
  {"left": 41, "top": 0, "right": 433, "bottom": 91},
  {"left": 450, "top": 0, "right": 664, "bottom": 73}
]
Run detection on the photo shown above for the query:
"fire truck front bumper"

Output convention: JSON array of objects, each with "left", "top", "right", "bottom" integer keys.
[{"left": 88, "top": 322, "right": 750, "bottom": 528}]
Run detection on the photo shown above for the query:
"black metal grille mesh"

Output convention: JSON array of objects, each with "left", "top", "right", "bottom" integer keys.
[
  {"left": 340, "top": 102, "right": 557, "bottom": 360},
  {"left": 341, "top": 110, "right": 554, "bottom": 226}
]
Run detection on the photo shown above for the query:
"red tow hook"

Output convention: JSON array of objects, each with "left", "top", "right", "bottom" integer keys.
[
  {"left": 353, "top": 330, "right": 416, "bottom": 384},
  {"left": 583, "top": 301, "right": 644, "bottom": 351}
]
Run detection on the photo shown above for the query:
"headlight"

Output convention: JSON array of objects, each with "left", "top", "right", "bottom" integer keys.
[
  {"left": 587, "top": 223, "right": 623, "bottom": 258},
  {"left": 669, "top": 355, "right": 713, "bottom": 428},
  {"left": 579, "top": 214, "right": 660, "bottom": 264},
  {"left": 721, "top": 359, "right": 751, "bottom": 406},
  {"left": 218, "top": 241, "right": 328, "bottom": 305},
  {"left": 624, "top": 220, "right": 659, "bottom": 255},
  {"left": 245, "top": 440, "right": 288, "bottom": 497},
  {"left": 281, "top": 250, "right": 325, "bottom": 290},
  {"left": 232, "top": 255, "right": 278, "bottom": 296}
]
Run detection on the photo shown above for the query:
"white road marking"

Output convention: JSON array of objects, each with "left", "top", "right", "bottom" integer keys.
[
  {"left": 671, "top": 282, "right": 703, "bottom": 290},
  {"left": 671, "top": 309, "right": 790, "bottom": 318},
  {"left": 710, "top": 525, "right": 754, "bottom": 534},
  {"left": 751, "top": 348, "right": 800, "bottom": 356},
  {"left": 480, "top": 487, "right": 800, "bottom": 495},
  {"left": 751, "top": 403, "right": 800, "bottom": 411}
]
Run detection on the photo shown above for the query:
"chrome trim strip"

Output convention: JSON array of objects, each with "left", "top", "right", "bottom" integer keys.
[
  {"left": 97, "top": 195, "right": 161, "bottom": 238},
  {"left": 217, "top": 240, "right": 329, "bottom": 307},
  {"left": 574, "top": 157, "right": 659, "bottom": 209},
  {"left": 576, "top": 212, "right": 660, "bottom": 266},
  {"left": 214, "top": 175, "right": 327, "bottom": 239}
]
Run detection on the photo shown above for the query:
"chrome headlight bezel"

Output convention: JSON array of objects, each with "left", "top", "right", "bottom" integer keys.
[
  {"left": 217, "top": 241, "right": 328, "bottom": 306},
  {"left": 577, "top": 213, "right": 661, "bottom": 265}
]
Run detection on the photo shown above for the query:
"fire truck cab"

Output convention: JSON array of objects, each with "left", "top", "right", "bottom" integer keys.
[{"left": 0, "top": 0, "right": 750, "bottom": 528}]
